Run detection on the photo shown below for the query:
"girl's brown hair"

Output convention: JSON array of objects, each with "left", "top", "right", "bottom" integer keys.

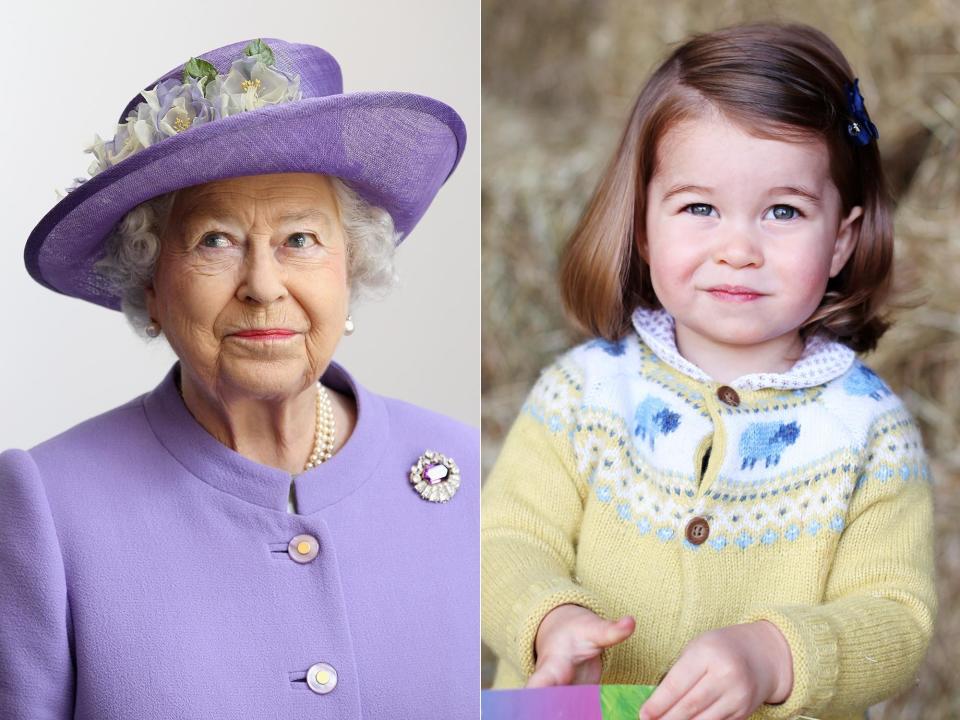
[{"left": 559, "top": 22, "right": 893, "bottom": 352}]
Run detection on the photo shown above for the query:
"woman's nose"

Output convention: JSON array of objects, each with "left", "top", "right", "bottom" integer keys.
[
  {"left": 236, "top": 244, "right": 288, "bottom": 305},
  {"left": 712, "top": 224, "right": 763, "bottom": 268}
]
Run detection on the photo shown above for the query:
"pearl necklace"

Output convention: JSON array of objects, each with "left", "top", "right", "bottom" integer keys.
[{"left": 303, "top": 382, "right": 336, "bottom": 471}]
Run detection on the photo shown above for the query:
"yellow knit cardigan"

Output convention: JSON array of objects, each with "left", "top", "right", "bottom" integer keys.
[{"left": 481, "top": 314, "right": 936, "bottom": 720}]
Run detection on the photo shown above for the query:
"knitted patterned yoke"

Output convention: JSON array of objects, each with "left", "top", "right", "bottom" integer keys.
[{"left": 481, "top": 309, "right": 936, "bottom": 720}]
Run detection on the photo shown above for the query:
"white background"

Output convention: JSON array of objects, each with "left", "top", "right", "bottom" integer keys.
[{"left": 1, "top": 1, "right": 479, "bottom": 449}]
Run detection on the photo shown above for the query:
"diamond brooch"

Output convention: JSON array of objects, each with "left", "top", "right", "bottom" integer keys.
[{"left": 409, "top": 450, "right": 461, "bottom": 503}]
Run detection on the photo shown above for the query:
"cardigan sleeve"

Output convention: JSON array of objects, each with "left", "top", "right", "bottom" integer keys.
[
  {"left": 741, "top": 408, "right": 937, "bottom": 720},
  {"left": 481, "top": 359, "right": 607, "bottom": 680},
  {"left": 0, "top": 449, "right": 75, "bottom": 719}
]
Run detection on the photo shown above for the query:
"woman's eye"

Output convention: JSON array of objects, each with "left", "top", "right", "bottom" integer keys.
[
  {"left": 766, "top": 204, "right": 801, "bottom": 221},
  {"left": 200, "top": 232, "right": 230, "bottom": 248},
  {"left": 684, "top": 203, "right": 716, "bottom": 217},
  {"left": 286, "top": 232, "right": 317, "bottom": 249}
]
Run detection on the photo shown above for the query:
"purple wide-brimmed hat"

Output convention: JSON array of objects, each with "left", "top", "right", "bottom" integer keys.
[{"left": 24, "top": 38, "right": 466, "bottom": 311}]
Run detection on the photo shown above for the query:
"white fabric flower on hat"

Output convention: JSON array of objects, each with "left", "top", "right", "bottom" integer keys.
[
  {"left": 85, "top": 123, "right": 146, "bottom": 176},
  {"left": 141, "top": 77, "right": 216, "bottom": 139},
  {"left": 209, "top": 56, "right": 302, "bottom": 115},
  {"left": 61, "top": 40, "right": 301, "bottom": 197},
  {"left": 129, "top": 103, "right": 163, "bottom": 149}
]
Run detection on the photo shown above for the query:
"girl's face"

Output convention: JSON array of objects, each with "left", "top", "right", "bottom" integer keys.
[{"left": 644, "top": 113, "right": 862, "bottom": 363}]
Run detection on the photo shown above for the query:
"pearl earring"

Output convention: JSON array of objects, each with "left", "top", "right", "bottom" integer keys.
[
  {"left": 145, "top": 321, "right": 161, "bottom": 338},
  {"left": 344, "top": 314, "right": 355, "bottom": 336}
]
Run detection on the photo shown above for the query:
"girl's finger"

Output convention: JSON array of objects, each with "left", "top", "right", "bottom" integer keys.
[
  {"left": 685, "top": 695, "right": 735, "bottom": 720},
  {"left": 639, "top": 664, "right": 707, "bottom": 720},
  {"left": 709, "top": 707, "right": 751, "bottom": 720},
  {"left": 525, "top": 657, "right": 575, "bottom": 688},
  {"left": 656, "top": 673, "right": 721, "bottom": 720},
  {"left": 682, "top": 686, "right": 762, "bottom": 720},
  {"left": 588, "top": 614, "right": 636, "bottom": 649},
  {"left": 571, "top": 653, "right": 603, "bottom": 685}
]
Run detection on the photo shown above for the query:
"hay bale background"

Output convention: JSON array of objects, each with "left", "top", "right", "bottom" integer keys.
[{"left": 481, "top": 0, "right": 960, "bottom": 715}]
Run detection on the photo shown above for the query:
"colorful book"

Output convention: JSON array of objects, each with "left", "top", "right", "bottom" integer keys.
[{"left": 481, "top": 684, "right": 656, "bottom": 719}]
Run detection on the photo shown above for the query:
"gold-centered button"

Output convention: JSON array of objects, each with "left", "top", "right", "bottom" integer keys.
[
  {"left": 288, "top": 534, "right": 319, "bottom": 563},
  {"left": 717, "top": 386, "right": 740, "bottom": 407},
  {"left": 685, "top": 516, "right": 710, "bottom": 545},
  {"left": 306, "top": 662, "right": 337, "bottom": 694}
]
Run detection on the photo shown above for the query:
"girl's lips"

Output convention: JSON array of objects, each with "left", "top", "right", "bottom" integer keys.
[{"left": 706, "top": 286, "right": 765, "bottom": 302}]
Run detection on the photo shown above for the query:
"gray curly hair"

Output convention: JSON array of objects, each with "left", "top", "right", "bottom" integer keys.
[{"left": 93, "top": 177, "right": 399, "bottom": 337}]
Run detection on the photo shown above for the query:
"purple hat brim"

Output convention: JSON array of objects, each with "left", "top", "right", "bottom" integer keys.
[{"left": 25, "top": 90, "right": 466, "bottom": 311}]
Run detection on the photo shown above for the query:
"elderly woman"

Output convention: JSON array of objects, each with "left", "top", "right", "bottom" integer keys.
[{"left": 0, "top": 39, "right": 476, "bottom": 719}]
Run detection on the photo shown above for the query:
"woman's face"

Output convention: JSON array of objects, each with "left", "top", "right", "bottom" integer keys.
[{"left": 145, "top": 172, "right": 349, "bottom": 399}]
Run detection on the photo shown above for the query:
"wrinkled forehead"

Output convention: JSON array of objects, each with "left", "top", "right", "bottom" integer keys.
[{"left": 172, "top": 172, "right": 339, "bottom": 225}]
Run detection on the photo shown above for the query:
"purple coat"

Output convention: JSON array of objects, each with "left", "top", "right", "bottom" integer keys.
[{"left": 0, "top": 362, "right": 479, "bottom": 719}]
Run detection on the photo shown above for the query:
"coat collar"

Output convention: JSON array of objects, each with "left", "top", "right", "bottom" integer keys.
[
  {"left": 142, "top": 360, "right": 389, "bottom": 514},
  {"left": 630, "top": 307, "right": 855, "bottom": 390}
]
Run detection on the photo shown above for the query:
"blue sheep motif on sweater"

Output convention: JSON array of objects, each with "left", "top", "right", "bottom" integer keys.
[
  {"left": 844, "top": 365, "right": 891, "bottom": 401},
  {"left": 588, "top": 338, "right": 626, "bottom": 357},
  {"left": 739, "top": 421, "right": 800, "bottom": 470},
  {"left": 634, "top": 396, "right": 680, "bottom": 450}
]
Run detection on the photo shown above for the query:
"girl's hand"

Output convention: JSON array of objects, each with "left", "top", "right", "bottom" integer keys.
[
  {"left": 639, "top": 621, "right": 793, "bottom": 720},
  {"left": 526, "top": 604, "right": 636, "bottom": 688}
]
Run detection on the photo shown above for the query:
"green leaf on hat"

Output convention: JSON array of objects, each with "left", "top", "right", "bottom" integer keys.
[
  {"left": 244, "top": 39, "right": 275, "bottom": 66},
  {"left": 182, "top": 57, "right": 218, "bottom": 86}
]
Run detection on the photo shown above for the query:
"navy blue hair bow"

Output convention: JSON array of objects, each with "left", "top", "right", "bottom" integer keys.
[{"left": 845, "top": 78, "right": 879, "bottom": 146}]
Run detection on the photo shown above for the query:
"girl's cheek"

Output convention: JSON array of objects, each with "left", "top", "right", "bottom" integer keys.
[
  {"left": 656, "top": 252, "right": 697, "bottom": 282},
  {"left": 805, "top": 271, "right": 833, "bottom": 300}
]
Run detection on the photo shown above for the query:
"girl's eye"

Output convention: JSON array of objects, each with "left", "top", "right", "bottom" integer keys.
[
  {"left": 765, "top": 204, "right": 801, "bottom": 221},
  {"left": 200, "top": 232, "right": 230, "bottom": 248},
  {"left": 286, "top": 232, "right": 317, "bottom": 249},
  {"left": 684, "top": 203, "right": 717, "bottom": 217}
]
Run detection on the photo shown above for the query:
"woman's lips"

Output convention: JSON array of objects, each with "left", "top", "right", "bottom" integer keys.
[
  {"left": 706, "top": 285, "right": 765, "bottom": 302},
  {"left": 231, "top": 329, "right": 298, "bottom": 339}
]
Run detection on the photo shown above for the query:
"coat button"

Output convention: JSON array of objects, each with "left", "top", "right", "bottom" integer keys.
[
  {"left": 717, "top": 386, "right": 740, "bottom": 407},
  {"left": 306, "top": 662, "right": 338, "bottom": 694},
  {"left": 685, "top": 517, "right": 710, "bottom": 545},
  {"left": 288, "top": 534, "right": 319, "bottom": 563}
]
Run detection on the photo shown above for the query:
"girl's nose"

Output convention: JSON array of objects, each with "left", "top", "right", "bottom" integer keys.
[
  {"left": 713, "top": 225, "right": 763, "bottom": 269},
  {"left": 236, "top": 243, "right": 288, "bottom": 305}
]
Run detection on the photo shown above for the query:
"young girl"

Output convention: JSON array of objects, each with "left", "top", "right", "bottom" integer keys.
[{"left": 481, "top": 22, "right": 936, "bottom": 720}]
